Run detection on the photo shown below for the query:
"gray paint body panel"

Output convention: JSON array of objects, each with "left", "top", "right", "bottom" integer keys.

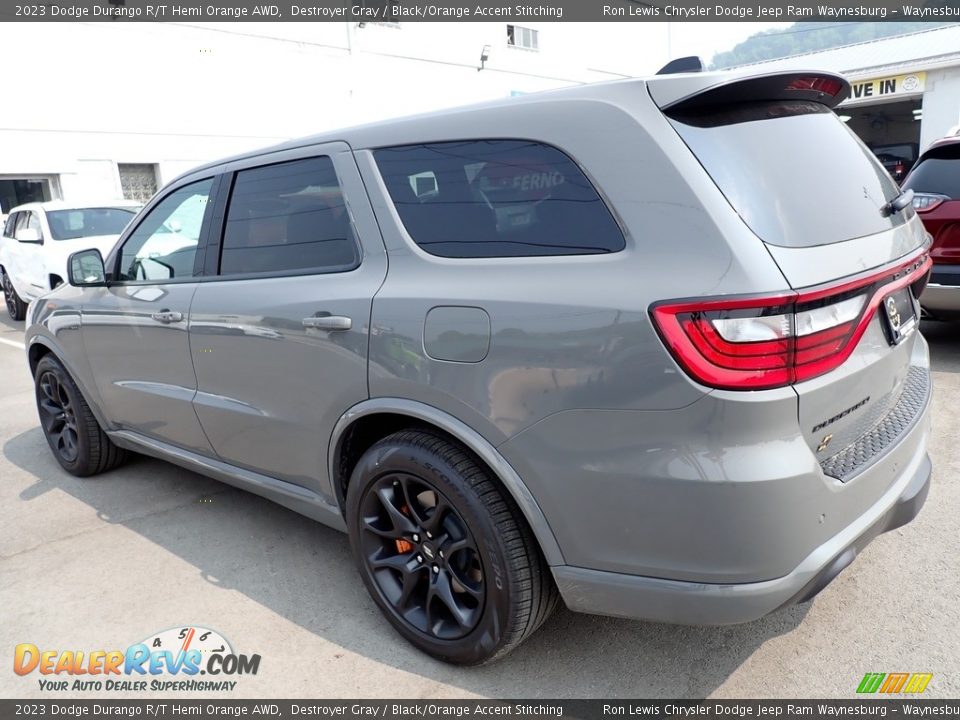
[{"left": 188, "top": 144, "right": 387, "bottom": 503}]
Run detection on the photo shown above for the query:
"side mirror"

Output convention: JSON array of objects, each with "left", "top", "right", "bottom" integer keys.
[
  {"left": 67, "top": 249, "right": 107, "bottom": 287},
  {"left": 18, "top": 227, "right": 42, "bottom": 244}
]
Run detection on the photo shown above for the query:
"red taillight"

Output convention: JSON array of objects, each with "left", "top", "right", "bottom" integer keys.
[
  {"left": 786, "top": 76, "right": 845, "bottom": 96},
  {"left": 651, "top": 253, "right": 931, "bottom": 391}
]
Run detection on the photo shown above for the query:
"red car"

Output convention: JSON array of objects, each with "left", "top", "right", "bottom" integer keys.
[{"left": 902, "top": 135, "right": 960, "bottom": 317}]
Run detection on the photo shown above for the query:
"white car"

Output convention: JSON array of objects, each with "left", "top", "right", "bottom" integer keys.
[{"left": 1, "top": 200, "right": 141, "bottom": 320}]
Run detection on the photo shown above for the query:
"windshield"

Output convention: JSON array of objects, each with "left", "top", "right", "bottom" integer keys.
[
  {"left": 668, "top": 102, "right": 905, "bottom": 248},
  {"left": 45, "top": 207, "right": 138, "bottom": 241}
]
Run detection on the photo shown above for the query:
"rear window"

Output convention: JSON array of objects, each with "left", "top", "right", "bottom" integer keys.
[
  {"left": 667, "top": 102, "right": 905, "bottom": 248},
  {"left": 375, "top": 140, "right": 625, "bottom": 258},
  {"left": 903, "top": 143, "right": 960, "bottom": 199},
  {"left": 46, "top": 208, "right": 138, "bottom": 240}
]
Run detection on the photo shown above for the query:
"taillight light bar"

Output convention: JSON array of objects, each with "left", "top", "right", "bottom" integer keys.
[
  {"left": 651, "top": 253, "right": 931, "bottom": 390},
  {"left": 912, "top": 193, "right": 951, "bottom": 213},
  {"left": 786, "top": 76, "right": 845, "bottom": 96}
]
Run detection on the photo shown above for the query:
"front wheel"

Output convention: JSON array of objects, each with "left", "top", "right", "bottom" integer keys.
[
  {"left": 346, "top": 429, "right": 558, "bottom": 665},
  {"left": 34, "top": 355, "right": 127, "bottom": 476},
  {"left": 3, "top": 270, "right": 26, "bottom": 321}
]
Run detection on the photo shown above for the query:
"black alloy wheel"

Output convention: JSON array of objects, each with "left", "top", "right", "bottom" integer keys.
[
  {"left": 358, "top": 472, "right": 485, "bottom": 639},
  {"left": 33, "top": 354, "right": 127, "bottom": 476},
  {"left": 37, "top": 369, "right": 81, "bottom": 464},
  {"left": 346, "top": 430, "right": 558, "bottom": 665}
]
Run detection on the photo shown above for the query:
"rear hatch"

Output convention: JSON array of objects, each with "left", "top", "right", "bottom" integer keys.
[{"left": 648, "top": 71, "right": 931, "bottom": 473}]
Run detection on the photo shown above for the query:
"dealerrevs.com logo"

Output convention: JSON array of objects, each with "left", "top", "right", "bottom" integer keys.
[{"left": 14, "top": 626, "right": 261, "bottom": 692}]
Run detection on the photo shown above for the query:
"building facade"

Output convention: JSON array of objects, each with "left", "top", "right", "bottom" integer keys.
[
  {"left": 0, "top": 22, "right": 644, "bottom": 212},
  {"left": 737, "top": 26, "right": 960, "bottom": 181}
]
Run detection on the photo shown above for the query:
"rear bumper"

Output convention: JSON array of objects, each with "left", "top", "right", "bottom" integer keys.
[
  {"left": 920, "top": 264, "right": 960, "bottom": 313},
  {"left": 552, "top": 435, "right": 931, "bottom": 626}
]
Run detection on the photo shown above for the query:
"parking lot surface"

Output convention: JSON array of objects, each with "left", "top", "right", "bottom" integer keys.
[{"left": 2, "top": 313, "right": 958, "bottom": 699}]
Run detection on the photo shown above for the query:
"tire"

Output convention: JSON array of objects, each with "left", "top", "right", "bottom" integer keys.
[
  {"left": 346, "top": 429, "right": 558, "bottom": 665},
  {"left": 34, "top": 355, "right": 127, "bottom": 477},
  {"left": 3, "top": 269, "right": 27, "bottom": 321}
]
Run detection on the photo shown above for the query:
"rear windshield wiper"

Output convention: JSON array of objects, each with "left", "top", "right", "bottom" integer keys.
[{"left": 880, "top": 188, "right": 914, "bottom": 218}]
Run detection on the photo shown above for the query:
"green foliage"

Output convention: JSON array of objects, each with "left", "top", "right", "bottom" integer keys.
[{"left": 711, "top": 22, "right": 959, "bottom": 69}]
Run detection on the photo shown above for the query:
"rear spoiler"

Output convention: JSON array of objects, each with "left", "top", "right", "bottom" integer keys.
[{"left": 649, "top": 70, "right": 851, "bottom": 114}]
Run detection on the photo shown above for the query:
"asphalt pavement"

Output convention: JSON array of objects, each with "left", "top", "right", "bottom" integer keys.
[{"left": 2, "top": 313, "right": 958, "bottom": 699}]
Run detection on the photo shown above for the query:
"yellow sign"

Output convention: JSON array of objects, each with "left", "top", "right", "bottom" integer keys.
[{"left": 847, "top": 72, "right": 926, "bottom": 103}]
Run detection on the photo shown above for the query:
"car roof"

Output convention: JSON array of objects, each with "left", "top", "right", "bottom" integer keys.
[
  {"left": 173, "top": 67, "right": 846, "bottom": 186},
  {"left": 7, "top": 200, "right": 142, "bottom": 214},
  {"left": 924, "top": 136, "right": 960, "bottom": 154}
]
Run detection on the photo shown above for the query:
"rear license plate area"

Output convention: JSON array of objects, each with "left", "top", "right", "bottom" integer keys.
[{"left": 880, "top": 287, "right": 918, "bottom": 346}]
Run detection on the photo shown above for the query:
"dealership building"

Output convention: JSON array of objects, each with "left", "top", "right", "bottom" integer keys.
[
  {"left": 3, "top": 23, "right": 959, "bottom": 214},
  {"left": 739, "top": 25, "right": 960, "bottom": 178},
  {"left": 0, "top": 22, "right": 644, "bottom": 213}
]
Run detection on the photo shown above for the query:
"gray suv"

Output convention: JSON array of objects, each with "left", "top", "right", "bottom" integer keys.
[{"left": 25, "top": 69, "right": 933, "bottom": 665}]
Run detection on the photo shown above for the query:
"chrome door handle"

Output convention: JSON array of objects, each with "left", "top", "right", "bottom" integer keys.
[
  {"left": 151, "top": 310, "right": 184, "bottom": 324},
  {"left": 302, "top": 315, "right": 352, "bottom": 331}
]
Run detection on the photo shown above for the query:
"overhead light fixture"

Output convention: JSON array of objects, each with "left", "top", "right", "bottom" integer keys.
[{"left": 478, "top": 45, "right": 491, "bottom": 72}]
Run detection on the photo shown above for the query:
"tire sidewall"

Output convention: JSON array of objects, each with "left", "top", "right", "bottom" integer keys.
[
  {"left": 346, "top": 437, "right": 514, "bottom": 665},
  {"left": 3, "top": 270, "right": 24, "bottom": 321}
]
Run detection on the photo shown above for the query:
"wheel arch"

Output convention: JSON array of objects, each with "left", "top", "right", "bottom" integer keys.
[
  {"left": 26, "top": 335, "right": 112, "bottom": 431},
  {"left": 329, "top": 398, "right": 564, "bottom": 566}
]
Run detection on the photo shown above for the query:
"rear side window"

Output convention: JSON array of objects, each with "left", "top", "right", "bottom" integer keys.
[
  {"left": 220, "top": 157, "right": 359, "bottom": 277},
  {"left": 903, "top": 143, "right": 960, "bottom": 199},
  {"left": 375, "top": 140, "right": 625, "bottom": 258},
  {"left": 667, "top": 102, "right": 904, "bottom": 247}
]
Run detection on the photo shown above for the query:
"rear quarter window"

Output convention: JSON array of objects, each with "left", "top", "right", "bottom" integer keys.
[{"left": 374, "top": 140, "right": 625, "bottom": 258}]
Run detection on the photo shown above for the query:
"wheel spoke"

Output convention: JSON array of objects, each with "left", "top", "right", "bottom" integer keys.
[
  {"left": 397, "top": 475, "right": 429, "bottom": 526},
  {"left": 361, "top": 515, "right": 403, "bottom": 540},
  {"left": 423, "top": 495, "right": 452, "bottom": 535},
  {"left": 432, "top": 572, "right": 475, "bottom": 630},
  {"left": 38, "top": 401, "right": 65, "bottom": 432},
  {"left": 445, "top": 537, "right": 471, "bottom": 555},
  {"left": 369, "top": 550, "right": 415, "bottom": 573},
  {"left": 375, "top": 487, "right": 418, "bottom": 536},
  {"left": 41, "top": 376, "right": 60, "bottom": 404},
  {"left": 396, "top": 567, "right": 421, "bottom": 609},
  {"left": 448, "top": 563, "right": 483, "bottom": 600},
  {"left": 57, "top": 383, "right": 71, "bottom": 408}
]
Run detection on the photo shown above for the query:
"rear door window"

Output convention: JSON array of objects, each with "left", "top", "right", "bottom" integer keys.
[
  {"left": 219, "top": 156, "right": 360, "bottom": 277},
  {"left": 374, "top": 140, "right": 625, "bottom": 258},
  {"left": 667, "top": 102, "right": 905, "bottom": 247},
  {"left": 903, "top": 143, "right": 960, "bottom": 199}
]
